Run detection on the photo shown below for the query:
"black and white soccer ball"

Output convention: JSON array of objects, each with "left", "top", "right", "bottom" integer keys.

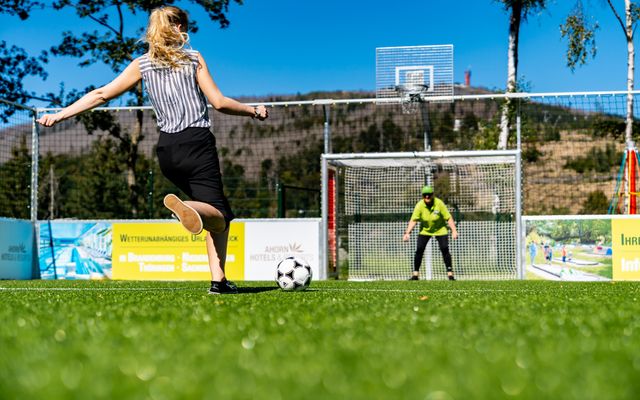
[{"left": 275, "top": 256, "right": 312, "bottom": 291}]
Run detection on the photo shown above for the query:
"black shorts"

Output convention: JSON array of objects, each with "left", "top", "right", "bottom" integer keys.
[{"left": 156, "top": 127, "right": 235, "bottom": 222}]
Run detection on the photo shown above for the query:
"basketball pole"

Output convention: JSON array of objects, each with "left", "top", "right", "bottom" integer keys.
[{"left": 420, "top": 101, "right": 431, "bottom": 151}]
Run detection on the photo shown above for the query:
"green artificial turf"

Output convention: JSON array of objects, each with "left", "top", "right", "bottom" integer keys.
[{"left": 1, "top": 280, "right": 639, "bottom": 399}]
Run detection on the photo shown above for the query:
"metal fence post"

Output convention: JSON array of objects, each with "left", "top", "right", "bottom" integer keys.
[
  {"left": 276, "top": 183, "right": 285, "bottom": 218},
  {"left": 147, "top": 170, "right": 154, "bottom": 219},
  {"left": 322, "top": 104, "right": 331, "bottom": 279},
  {"left": 30, "top": 110, "right": 39, "bottom": 223},
  {"left": 323, "top": 104, "right": 331, "bottom": 154},
  {"left": 516, "top": 115, "right": 523, "bottom": 279},
  {"left": 30, "top": 110, "right": 41, "bottom": 279},
  {"left": 320, "top": 155, "right": 328, "bottom": 280}
]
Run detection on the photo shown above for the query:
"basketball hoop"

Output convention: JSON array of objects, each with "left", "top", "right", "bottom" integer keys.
[
  {"left": 376, "top": 44, "right": 454, "bottom": 110},
  {"left": 396, "top": 84, "right": 428, "bottom": 114}
]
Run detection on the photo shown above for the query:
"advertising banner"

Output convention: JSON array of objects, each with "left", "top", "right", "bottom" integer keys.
[
  {"left": 38, "top": 220, "right": 112, "bottom": 280},
  {"left": 38, "top": 218, "right": 319, "bottom": 281},
  {"left": 0, "top": 218, "right": 34, "bottom": 279},
  {"left": 244, "top": 219, "right": 321, "bottom": 280},
  {"left": 524, "top": 215, "right": 640, "bottom": 281},
  {"left": 112, "top": 222, "right": 245, "bottom": 281},
  {"left": 611, "top": 218, "right": 640, "bottom": 280}
]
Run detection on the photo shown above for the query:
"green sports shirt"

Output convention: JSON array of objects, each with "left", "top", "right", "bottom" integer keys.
[{"left": 410, "top": 197, "right": 452, "bottom": 236}]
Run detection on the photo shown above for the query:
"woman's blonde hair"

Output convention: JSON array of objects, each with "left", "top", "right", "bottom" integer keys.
[{"left": 145, "top": 6, "right": 191, "bottom": 69}]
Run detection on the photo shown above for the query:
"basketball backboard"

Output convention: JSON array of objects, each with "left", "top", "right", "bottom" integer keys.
[{"left": 376, "top": 44, "right": 453, "bottom": 101}]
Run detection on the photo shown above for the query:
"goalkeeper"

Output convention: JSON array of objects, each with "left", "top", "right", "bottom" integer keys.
[{"left": 402, "top": 185, "right": 458, "bottom": 280}]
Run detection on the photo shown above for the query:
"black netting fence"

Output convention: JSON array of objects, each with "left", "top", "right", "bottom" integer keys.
[{"left": 1, "top": 91, "right": 637, "bottom": 220}]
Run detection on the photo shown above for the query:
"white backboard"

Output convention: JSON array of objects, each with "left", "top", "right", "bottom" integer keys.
[{"left": 376, "top": 44, "right": 454, "bottom": 100}]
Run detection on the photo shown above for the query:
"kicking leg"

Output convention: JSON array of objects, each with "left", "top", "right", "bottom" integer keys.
[
  {"left": 185, "top": 200, "right": 226, "bottom": 233},
  {"left": 163, "top": 194, "right": 227, "bottom": 234},
  {"left": 163, "top": 194, "right": 203, "bottom": 234}
]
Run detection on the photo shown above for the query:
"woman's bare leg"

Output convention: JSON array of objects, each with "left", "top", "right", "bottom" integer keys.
[
  {"left": 163, "top": 195, "right": 229, "bottom": 278},
  {"left": 205, "top": 228, "right": 229, "bottom": 281},
  {"left": 185, "top": 200, "right": 226, "bottom": 233}
]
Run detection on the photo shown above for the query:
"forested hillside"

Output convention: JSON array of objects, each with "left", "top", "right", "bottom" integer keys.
[{"left": 0, "top": 87, "right": 633, "bottom": 219}]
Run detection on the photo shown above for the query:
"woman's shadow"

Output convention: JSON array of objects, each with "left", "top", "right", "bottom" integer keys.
[{"left": 237, "top": 286, "right": 280, "bottom": 294}]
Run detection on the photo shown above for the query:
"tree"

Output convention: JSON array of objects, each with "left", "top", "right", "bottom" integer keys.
[
  {"left": 561, "top": 0, "right": 638, "bottom": 146},
  {"left": 0, "top": 1, "right": 55, "bottom": 117},
  {"left": 495, "top": 0, "right": 549, "bottom": 149},
  {"left": 0, "top": 136, "right": 32, "bottom": 218},
  {"left": 560, "top": 1, "right": 599, "bottom": 71},
  {"left": 0, "top": 0, "right": 40, "bottom": 18},
  {"left": 580, "top": 190, "right": 611, "bottom": 214},
  {"left": 0, "top": 41, "right": 49, "bottom": 121},
  {"left": 2, "top": 1, "right": 243, "bottom": 218},
  {"left": 0, "top": 0, "right": 49, "bottom": 120}
]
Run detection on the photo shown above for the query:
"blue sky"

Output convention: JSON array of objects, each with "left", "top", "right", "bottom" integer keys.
[{"left": 0, "top": 0, "right": 635, "bottom": 105}]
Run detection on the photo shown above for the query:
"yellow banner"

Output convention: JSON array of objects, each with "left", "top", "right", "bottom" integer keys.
[
  {"left": 612, "top": 219, "right": 640, "bottom": 280},
  {"left": 112, "top": 222, "right": 245, "bottom": 280},
  {"left": 225, "top": 222, "right": 245, "bottom": 281}
]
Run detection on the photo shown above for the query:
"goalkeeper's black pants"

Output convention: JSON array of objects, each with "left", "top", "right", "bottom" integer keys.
[{"left": 414, "top": 234, "right": 453, "bottom": 273}]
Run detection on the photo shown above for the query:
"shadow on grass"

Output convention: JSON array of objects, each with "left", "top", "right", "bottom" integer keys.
[{"left": 237, "top": 286, "right": 280, "bottom": 294}]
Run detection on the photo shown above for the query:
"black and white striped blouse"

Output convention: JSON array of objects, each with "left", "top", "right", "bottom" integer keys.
[{"left": 138, "top": 49, "right": 210, "bottom": 133}]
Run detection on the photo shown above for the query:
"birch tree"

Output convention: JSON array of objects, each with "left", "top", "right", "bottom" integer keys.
[
  {"left": 561, "top": 0, "right": 639, "bottom": 146},
  {"left": 496, "top": 0, "right": 548, "bottom": 150}
]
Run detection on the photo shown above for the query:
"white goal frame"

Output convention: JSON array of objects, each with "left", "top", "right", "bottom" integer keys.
[{"left": 321, "top": 150, "right": 524, "bottom": 280}]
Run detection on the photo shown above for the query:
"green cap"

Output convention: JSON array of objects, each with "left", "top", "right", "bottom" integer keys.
[{"left": 421, "top": 185, "right": 434, "bottom": 195}]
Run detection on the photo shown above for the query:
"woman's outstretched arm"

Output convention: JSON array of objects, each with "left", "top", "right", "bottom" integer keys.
[{"left": 37, "top": 59, "right": 142, "bottom": 127}]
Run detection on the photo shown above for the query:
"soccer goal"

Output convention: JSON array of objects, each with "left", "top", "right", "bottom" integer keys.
[{"left": 321, "top": 151, "right": 523, "bottom": 280}]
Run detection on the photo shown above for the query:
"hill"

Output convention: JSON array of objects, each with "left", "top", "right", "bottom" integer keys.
[{"left": 0, "top": 86, "right": 629, "bottom": 218}]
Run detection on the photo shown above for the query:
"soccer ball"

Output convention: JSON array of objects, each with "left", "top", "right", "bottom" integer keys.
[{"left": 275, "top": 256, "right": 312, "bottom": 291}]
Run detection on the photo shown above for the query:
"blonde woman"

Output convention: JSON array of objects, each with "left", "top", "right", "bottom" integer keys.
[{"left": 38, "top": 6, "right": 268, "bottom": 294}]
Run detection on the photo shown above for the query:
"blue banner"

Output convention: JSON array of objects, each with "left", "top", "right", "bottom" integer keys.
[
  {"left": 0, "top": 218, "right": 34, "bottom": 279},
  {"left": 39, "top": 221, "right": 112, "bottom": 280}
]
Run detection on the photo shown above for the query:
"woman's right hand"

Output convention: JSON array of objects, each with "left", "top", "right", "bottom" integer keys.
[
  {"left": 254, "top": 105, "right": 268, "bottom": 121},
  {"left": 402, "top": 233, "right": 410, "bottom": 242},
  {"left": 37, "top": 112, "right": 64, "bottom": 127}
]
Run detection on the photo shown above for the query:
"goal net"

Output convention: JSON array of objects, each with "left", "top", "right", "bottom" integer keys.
[{"left": 323, "top": 151, "right": 522, "bottom": 280}]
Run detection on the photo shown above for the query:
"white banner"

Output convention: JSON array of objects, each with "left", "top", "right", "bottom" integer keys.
[
  {"left": 0, "top": 218, "right": 34, "bottom": 279},
  {"left": 244, "top": 219, "right": 321, "bottom": 281}
]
